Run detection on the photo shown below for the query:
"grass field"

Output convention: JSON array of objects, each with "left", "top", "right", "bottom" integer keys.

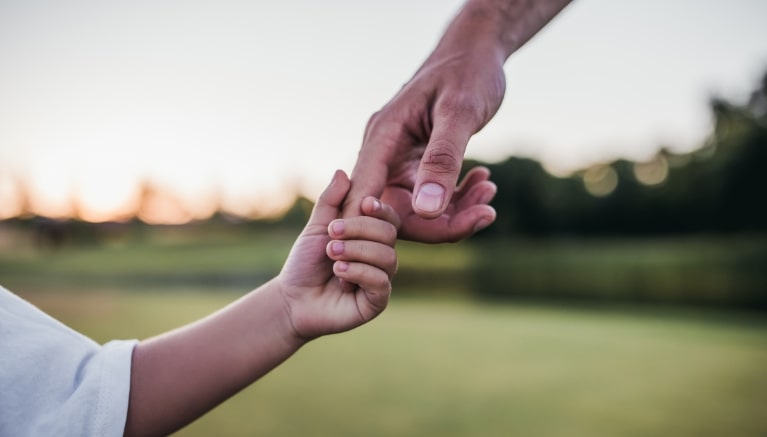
[
  {"left": 2, "top": 227, "right": 764, "bottom": 306},
  {"left": 3, "top": 228, "right": 767, "bottom": 435},
  {"left": 17, "top": 289, "right": 767, "bottom": 437}
]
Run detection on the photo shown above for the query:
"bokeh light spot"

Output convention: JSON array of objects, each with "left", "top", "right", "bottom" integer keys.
[
  {"left": 633, "top": 155, "right": 669, "bottom": 186},
  {"left": 583, "top": 165, "right": 618, "bottom": 197}
]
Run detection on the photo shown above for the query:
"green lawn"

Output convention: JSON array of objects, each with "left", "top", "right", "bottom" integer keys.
[
  {"left": 3, "top": 230, "right": 767, "bottom": 435},
  {"left": 20, "top": 290, "right": 767, "bottom": 437},
  {"left": 2, "top": 231, "right": 764, "bottom": 306}
]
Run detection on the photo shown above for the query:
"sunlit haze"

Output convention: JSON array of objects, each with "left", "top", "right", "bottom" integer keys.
[{"left": 1, "top": 0, "right": 766, "bottom": 223}]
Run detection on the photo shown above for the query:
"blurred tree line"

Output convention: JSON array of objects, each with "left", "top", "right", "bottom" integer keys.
[
  {"left": 462, "top": 72, "right": 767, "bottom": 307},
  {"left": 465, "top": 72, "right": 767, "bottom": 237},
  {"left": 4, "top": 70, "right": 765, "bottom": 308}
]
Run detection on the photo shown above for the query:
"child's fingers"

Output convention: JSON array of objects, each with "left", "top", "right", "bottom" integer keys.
[
  {"left": 328, "top": 217, "right": 397, "bottom": 247},
  {"left": 308, "top": 170, "right": 351, "bottom": 227},
  {"left": 332, "top": 261, "right": 391, "bottom": 314},
  {"left": 360, "top": 196, "right": 401, "bottom": 231},
  {"left": 327, "top": 240, "right": 397, "bottom": 278}
]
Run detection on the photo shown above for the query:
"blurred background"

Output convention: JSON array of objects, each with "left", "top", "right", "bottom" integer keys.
[{"left": 1, "top": 0, "right": 766, "bottom": 436}]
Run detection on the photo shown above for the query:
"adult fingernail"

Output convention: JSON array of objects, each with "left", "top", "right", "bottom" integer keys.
[
  {"left": 330, "top": 220, "right": 344, "bottom": 236},
  {"left": 415, "top": 183, "right": 445, "bottom": 213},
  {"left": 479, "top": 187, "right": 496, "bottom": 205},
  {"left": 473, "top": 218, "right": 493, "bottom": 233},
  {"left": 331, "top": 241, "right": 344, "bottom": 255}
]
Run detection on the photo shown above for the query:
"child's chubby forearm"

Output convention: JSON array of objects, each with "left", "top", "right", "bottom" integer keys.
[
  {"left": 122, "top": 170, "right": 398, "bottom": 437},
  {"left": 123, "top": 278, "right": 301, "bottom": 437}
]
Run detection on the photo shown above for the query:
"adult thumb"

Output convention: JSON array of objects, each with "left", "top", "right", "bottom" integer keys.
[{"left": 412, "top": 117, "right": 472, "bottom": 218}]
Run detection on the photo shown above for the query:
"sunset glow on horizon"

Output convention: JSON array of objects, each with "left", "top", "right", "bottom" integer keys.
[
  {"left": 1, "top": 0, "right": 766, "bottom": 224},
  {"left": 0, "top": 167, "right": 300, "bottom": 224}
]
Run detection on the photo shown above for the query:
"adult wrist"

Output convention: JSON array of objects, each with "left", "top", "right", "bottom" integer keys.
[
  {"left": 435, "top": 0, "right": 572, "bottom": 62},
  {"left": 433, "top": 0, "right": 515, "bottom": 64}
]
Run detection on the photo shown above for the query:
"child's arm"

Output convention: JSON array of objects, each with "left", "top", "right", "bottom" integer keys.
[{"left": 124, "top": 170, "right": 398, "bottom": 437}]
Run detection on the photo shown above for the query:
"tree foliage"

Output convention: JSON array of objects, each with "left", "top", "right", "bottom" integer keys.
[{"left": 466, "top": 72, "right": 767, "bottom": 237}]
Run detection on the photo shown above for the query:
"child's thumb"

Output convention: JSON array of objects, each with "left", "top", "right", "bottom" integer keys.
[{"left": 308, "top": 170, "right": 350, "bottom": 226}]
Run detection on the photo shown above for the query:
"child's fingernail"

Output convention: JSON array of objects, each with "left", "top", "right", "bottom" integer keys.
[
  {"left": 331, "top": 241, "right": 344, "bottom": 255},
  {"left": 330, "top": 220, "right": 344, "bottom": 235},
  {"left": 335, "top": 261, "right": 349, "bottom": 272},
  {"left": 372, "top": 199, "right": 381, "bottom": 212},
  {"left": 330, "top": 169, "right": 342, "bottom": 186}
]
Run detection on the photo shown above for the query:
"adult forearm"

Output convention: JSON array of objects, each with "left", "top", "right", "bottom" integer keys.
[
  {"left": 123, "top": 280, "right": 301, "bottom": 437},
  {"left": 433, "top": 0, "right": 572, "bottom": 62}
]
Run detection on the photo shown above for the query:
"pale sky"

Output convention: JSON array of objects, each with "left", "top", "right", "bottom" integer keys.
[{"left": 1, "top": 0, "right": 766, "bottom": 221}]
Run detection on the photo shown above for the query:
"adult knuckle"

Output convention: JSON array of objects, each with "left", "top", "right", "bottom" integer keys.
[
  {"left": 362, "top": 110, "right": 407, "bottom": 152},
  {"left": 364, "top": 110, "right": 383, "bottom": 132},
  {"left": 423, "top": 141, "right": 461, "bottom": 175},
  {"left": 439, "top": 93, "right": 483, "bottom": 124}
]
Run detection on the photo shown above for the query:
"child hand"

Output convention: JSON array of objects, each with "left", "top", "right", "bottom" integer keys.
[{"left": 277, "top": 170, "right": 400, "bottom": 342}]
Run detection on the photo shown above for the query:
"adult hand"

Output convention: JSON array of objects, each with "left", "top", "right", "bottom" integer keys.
[
  {"left": 346, "top": 47, "right": 504, "bottom": 243},
  {"left": 344, "top": 0, "right": 572, "bottom": 244}
]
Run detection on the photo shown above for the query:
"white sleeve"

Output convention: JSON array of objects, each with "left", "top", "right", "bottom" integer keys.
[{"left": 0, "top": 286, "right": 137, "bottom": 437}]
